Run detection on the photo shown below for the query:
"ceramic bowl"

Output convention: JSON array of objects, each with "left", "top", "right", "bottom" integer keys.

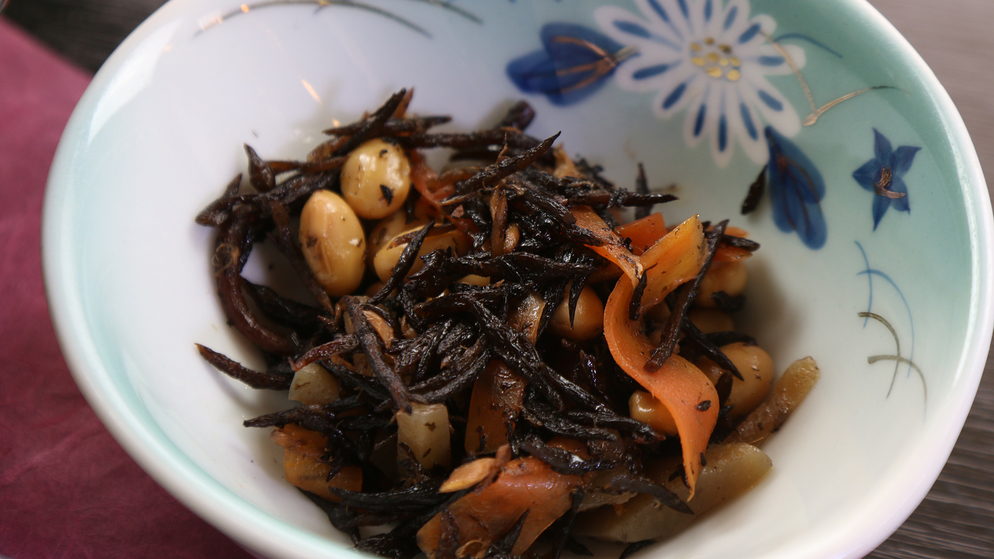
[{"left": 43, "top": 0, "right": 992, "bottom": 558}]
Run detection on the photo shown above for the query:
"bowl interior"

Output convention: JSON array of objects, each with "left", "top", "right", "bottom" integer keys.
[{"left": 44, "top": 1, "right": 992, "bottom": 558}]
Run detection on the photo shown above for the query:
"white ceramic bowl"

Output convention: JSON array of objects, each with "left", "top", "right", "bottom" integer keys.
[{"left": 43, "top": 1, "right": 993, "bottom": 558}]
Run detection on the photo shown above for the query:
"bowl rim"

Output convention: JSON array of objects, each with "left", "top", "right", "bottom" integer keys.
[{"left": 42, "top": 0, "right": 993, "bottom": 558}]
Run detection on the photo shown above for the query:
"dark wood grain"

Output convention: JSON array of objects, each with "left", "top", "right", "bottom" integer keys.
[{"left": 4, "top": 0, "right": 992, "bottom": 557}]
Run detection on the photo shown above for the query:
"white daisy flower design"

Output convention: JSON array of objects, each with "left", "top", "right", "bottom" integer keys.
[{"left": 594, "top": 0, "right": 805, "bottom": 166}]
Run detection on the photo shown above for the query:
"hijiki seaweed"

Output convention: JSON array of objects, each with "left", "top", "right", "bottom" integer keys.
[{"left": 195, "top": 89, "right": 818, "bottom": 559}]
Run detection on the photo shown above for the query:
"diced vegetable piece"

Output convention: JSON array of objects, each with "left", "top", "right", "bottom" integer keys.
[
  {"left": 465, "top": 361, "right": 526, "bottom": 455},
  {"left": 397, "top": 403, "right": 452, "bottom": 470},
  {"left": 288, "top": 363, "right": 341, "bottom": 405},
  {"left": 416, "top": 456, "right": 582, "bottom": 558},
  {"left": 575, "top": 443, "right": 772, "bottom": 542},
  {"left": 271, "top": 425, "right": 361, "bottom": 501},
  {"left": 603, "top": 216, "right": 718, "bottom": 496},
  {"left": 728, "top": 356, "right": 820, "bottom": 445}
]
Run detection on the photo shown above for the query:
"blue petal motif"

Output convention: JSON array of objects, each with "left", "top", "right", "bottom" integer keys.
[
  {"left": 852, "top": 128, "right": 920, "bottom": 230},
  {"left": 764, "top": 127, "right": 827, "bottom": 249},
  {"left": 506, "top": 23, "right": 627, "bottom": 106}
]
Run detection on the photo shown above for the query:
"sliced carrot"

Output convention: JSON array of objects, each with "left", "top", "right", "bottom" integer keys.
[
  {"left": 464, "top": 361, "right": 527, "bottom": 456},
  {"left": 416, "top": 456, "right": 581, "bottom": 558},
  {"left": 603, "top": 216, "right": 718, "bottom": 497},
  {"left": 271, "top": 425, "right": 362, "bottom": 501},
  {"left": 570, "top": 205, "right": 642, "bottom": 286},
  {"left": 614, "top": 213, "right": 667, "bottom": 256}
]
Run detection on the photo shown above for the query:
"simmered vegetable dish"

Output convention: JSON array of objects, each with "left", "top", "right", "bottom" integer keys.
[{"left": 195, "top": 89, "right": 819, "bottom": 559}]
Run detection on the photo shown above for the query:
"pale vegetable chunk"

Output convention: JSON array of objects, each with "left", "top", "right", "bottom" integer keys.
[
  {"left": 298, "top": 190, "right": 366, "bottom": 296},
  {"left": 288, "top": 363, "right": 340, "bottom": 405},
  {"left": 575, "top": 443, "right": 772, "bottom": 542},
  {"left": 341, "top": 138, "right": 411, "bottom": 219},
  {"left": 397, "top": 403, "right": 451, "bottom": 470},
  {"left": 728, "top": 356, "right": 821, "bottom": 446}
]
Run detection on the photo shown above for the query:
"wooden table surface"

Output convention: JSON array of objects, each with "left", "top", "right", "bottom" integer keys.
[{"left": 3, "top": 0, "right": 991, "bottom": 557}]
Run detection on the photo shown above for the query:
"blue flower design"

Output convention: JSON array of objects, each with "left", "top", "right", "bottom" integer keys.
[
  {"left": 852, "top": 129, "right": 920, "bottom": 230},
  {"left": 506, "top": 23, "right": 634, "bottom": 106},
  {"left": 594, "top": 0, "right": 806, "bottom": 166},
  {"left": 764, "top": 126, "right": 826, "bottom": 249}
]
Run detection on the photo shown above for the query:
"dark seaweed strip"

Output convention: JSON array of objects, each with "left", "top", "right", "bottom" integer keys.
[
  {"left": 721, "top": 234, "right": 760, "bottom": 251},
  {"left": 520, "top": 436, "right": 617, "bottom": 475},
  {"left": 391, "top": 321, "right": 451, "bottom": 378},
  {"left": 343, "top": 296, "right": 414, "bottom": 412},
  {"left": 213, "top": 205, "right": 297, "bottom": 355},
  {"left": 680, "top": 322, "right": 744, "bottom": 381},
  {"left": 520, "top": 394, "right": 618, "bottom": 441},
  {"left": 710, "top": 291, "right": 746, "bottom": 312},
  {"left": 263, "top": 167, "right": 338, "bottom": 210},
  {"left": 547, "top": 489, "right": 585, "bottom": 559},
  {"left": 566, "top": 189, "right": 677, "bottom": 209},
  {"left": 195, "top": 344, "right": 293, "bottom": 390},
  {"left": 619, "top": 540, "right": 655, "bottom": 559},
  {"left": 606, "top": 473, "right": 693, "bottom": 515},
  {"left": 332, "top": 89, "right": 408, "bottom": 157},
  {"left": 369, "top": 220, "right": 435, "bottom": 305},
  {"left": 321, "top": 360, "right": 391, "bottom": 402},
  {"left": 536, "top": 278, "right": 569, "bottom": 339},
  {"left": 452, "top": 133, "right": 559, "bottom": 196},
  {"left": 330, "top": 479, "right": 446, "bottom": 512},
  {"left": 417, "top": 292, "right": 610, "bottom": 412},
  {"left": 244, "top": 281, "right": 326, "bottom": 335},
  {"left": 337, "top": 414, "right": 392, "bottom": 432},
  {"left": 705, "top": 331, "right": 757, "bottom": 347},
  {"left": 195, "top": 173, "right": 245, "bottom": 226},
  {"left": 245, "top": 144, "right": 276, "bottom": 192},
  {"left": 269, "top": 199, "right": 336, "bottom": 314},
  {"left": 405, "top": 251, "right": 597, "bottom": 298},
  {"left": 509, "top": 176, "right": 575, "bottom": 225},
  {"left": 322, "top": 115, "right": 452, "bottom": 136},
  {"left": 486, "top": 510, "right": 529, "bottom": 559},
  {"left": 562, "top": 410, "right": 663, "bottom": 444},
  {"left": 244, "top": 406, "right": 361, "bottom": 463},
  {"left": 644, "top": 220, "right": 728, "bottom": 372},
  {"left": 300, "top": 490, "right": 360, "bottom": 544},
  {"left": 740, "top": 164, "right": 767, "bottom": 215},
  {"left": 265, "top": 155, "right": 349, "bottom": 176},
  {"left": 355, "top": 488, "right": 475, "bottom": 559},
  {"left": 634, "top": 163, "right": 651, "bottom": 220},
  {"left": 411, "top": 337, "right": 490, "bottom": 403},
  {"left": 496, "top": 100, "right": 535, "bottom": 131},
  {"left": 629, "top": 271, "right": 648, "bottom": 322},
  {"left": 399, "top": 129, "right": 541, "bottom": 151}
]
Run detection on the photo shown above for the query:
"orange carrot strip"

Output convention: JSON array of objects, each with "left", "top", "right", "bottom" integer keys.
[
  {"left": 271, "top": 425, "right": 362, "bottom": 501},
  {"left": 571, "top": 205, "right": 642, "bottom": 286},
  {"left": 615, "top": 213, "right": 667, "bottom": 256},
  {"left": 713, "top": 245, "right": 753, "bottom": 263},
  {"left": 603, "top": 216, "right": 718, "bottom": 497},
  {"left": 416, "top": 456, "right": 581, "bottom": 558}
]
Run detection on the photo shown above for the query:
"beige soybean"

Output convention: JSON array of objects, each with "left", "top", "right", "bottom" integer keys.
[
  {"left": 696, "top": 260, "right": 747, "bottom": 308},
  {"left": 341, "top": 138, "right": 411, "bottom": 219},
  {"left": 373, "top": 228, "right": 471, "bottom": 282},
  {"left": 628, "top": 390, "right": 677, "bottom": 436},
  {"left": 298, "top": 190, "right": 366, "bottom": 297},
  {"left": 548, "top": 284, "right": 604, "bottom": 341},
  {"left": 688, "top": 308, "right": 734, "bottom": 333},
  {"left": 697, "top": 342, "right": 774, "bottom": 418},
  {"left": 367, "top": 204, "right": 432, "bottom": 266}
]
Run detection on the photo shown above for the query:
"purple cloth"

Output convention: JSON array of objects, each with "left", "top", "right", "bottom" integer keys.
[{"left": 0, "top": 18, "right": 251, "bottom": 559}]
